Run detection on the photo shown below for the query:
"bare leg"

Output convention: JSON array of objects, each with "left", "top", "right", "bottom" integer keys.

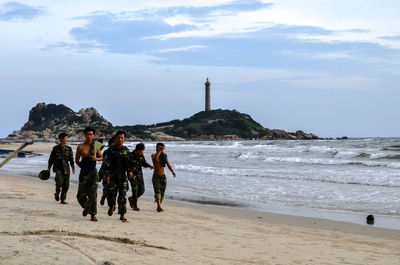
[{"left": 156, "top": 199, "right": 163, "bottom": 212}]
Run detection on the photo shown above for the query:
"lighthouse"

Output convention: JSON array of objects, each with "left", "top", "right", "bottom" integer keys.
[{"left": 205, "top": 78, "right": 211, "bottom": 111}]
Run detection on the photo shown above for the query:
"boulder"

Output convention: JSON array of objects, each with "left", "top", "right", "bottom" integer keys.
[{"left": 150, "top": 132, "right": 185, "bottom": 141}]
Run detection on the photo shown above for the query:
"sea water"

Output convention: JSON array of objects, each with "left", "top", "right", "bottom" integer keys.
[{"left": 1, "top": 139, "right": 399, "bottom": 228}]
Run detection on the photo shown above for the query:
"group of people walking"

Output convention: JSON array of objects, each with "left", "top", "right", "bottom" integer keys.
[{"left": 47, "top": 127, "right": 176, "bottom": 222}]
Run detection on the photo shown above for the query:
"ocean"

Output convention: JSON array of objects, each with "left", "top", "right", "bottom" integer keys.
[{"left": 1, "top": 138, "right": 399, "bottom": 229}]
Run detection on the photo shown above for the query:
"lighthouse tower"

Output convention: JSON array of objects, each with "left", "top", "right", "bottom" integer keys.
[{"left": 205, "top": 78, "right": 211, "bottom": 111}]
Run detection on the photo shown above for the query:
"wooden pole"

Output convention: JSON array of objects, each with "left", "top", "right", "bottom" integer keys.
[{"left": 0, "top": 141, "right": 33, "bottom": 168}]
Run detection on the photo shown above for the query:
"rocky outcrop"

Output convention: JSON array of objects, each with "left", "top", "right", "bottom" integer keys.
[
  {"left": 260, "top": 130, "right": 319, "bottom": 140},
  {"left": 3, "top": 103, "right": 320, "bottom": 142},
  {"left": 8, "top": 103, "right": 113, "bottom": 142},
  {"left": 150, "top": 132, "right": 185, "bottom": 141},
  {"left": 194, "top": 135, "right": 216, "bottom": 141}
]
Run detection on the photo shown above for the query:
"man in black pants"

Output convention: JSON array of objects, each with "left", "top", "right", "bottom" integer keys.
[
  {"left": 75, "top": 127, "right": 102, "bottom": 222},
  {"left": 128, "top": 143, "right": 153, "bottom": 211}
]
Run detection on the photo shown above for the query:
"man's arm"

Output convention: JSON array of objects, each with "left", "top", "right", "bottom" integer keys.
[
  {"left": 91, "top": 148, "right": 103, "bottom": 162},
  {"left": 142, "top": 156, "right": 153, "bottom": 169},
  {"left": 95, "top": 148, "right": 103, "bottom": 162},
  {"left": 47, "top": 148, "right": 55, "bottom": 171},
  {"left": 75, "top": 145, "right": 82, "bottom": 168},
  {"left": 154, "top": 150, "right": 162, "bottom": 162},
  {"left": 102, "top": 151, "right": 112, "bottom": 184},
  {"left": 166, "top": 158, "right": 176, "bottom": 177},
  {"left": 126, "top": 152, "right": 136, "bottom": 180},
  {"left": 69, "top": 147, "right": 75, "bottom": 174}
]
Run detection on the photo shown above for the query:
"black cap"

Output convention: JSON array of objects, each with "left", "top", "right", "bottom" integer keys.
[{"left": 39, "top": 170, "right": 50, "bottom": 180}]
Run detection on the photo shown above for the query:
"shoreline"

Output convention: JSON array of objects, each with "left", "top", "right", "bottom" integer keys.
[
  {"left": 166, "top": 194, "right": 400, "bottom": 231},
  {"left": 2, "top": 169, "right": 400, "bottom": 232},
  {"left": 1, "top": 142, "right": 399, "bottom": 232},
  {"left": 1, "top": 173, "right": 399, "bottom": 264},
  {"left": 169, "top": 199, "right": 400, "bottom": 241},
  {"left": 3, "top": 172, "right": 400, "bottom": 239}
]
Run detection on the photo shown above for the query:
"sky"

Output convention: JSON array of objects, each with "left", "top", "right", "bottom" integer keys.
[{"left": 0, "top": 0, "right": 399, "bottom": 138}]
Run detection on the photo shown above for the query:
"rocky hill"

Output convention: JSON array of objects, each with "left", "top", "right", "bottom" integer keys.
[
  {"left": 7, "top": 103, "right": 113, "bottom": 142},
  {"left": 4, "top": 103, "right": 319, "bottom": 142}
]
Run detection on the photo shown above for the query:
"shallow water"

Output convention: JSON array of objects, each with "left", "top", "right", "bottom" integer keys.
[{"left": 1, "top": 139, "right": 400, "bottom": 224}]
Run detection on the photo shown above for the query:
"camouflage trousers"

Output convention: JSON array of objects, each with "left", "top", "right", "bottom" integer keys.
[
  {"left": 152, "top": 175, "right": 167, "bottom": 201},
  {"left": 107, "top": 180, "right": 128, "bottom": 215},
  {"left": 55, "top": 171, "right": 70, "bottom": 202},
  {"left": 129, "top": 174, "right": 145, "bottom": 201},
  {"left": 101, "top": 178, "right": 111, "bottom": 200},
  {"left": 77, "top": 169, "right": 98, "bottom": 215}
]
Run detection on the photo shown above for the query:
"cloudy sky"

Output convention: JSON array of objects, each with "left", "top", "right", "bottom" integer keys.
[{"left": 1, "top": 0, "right": 399, "bottom": 138}]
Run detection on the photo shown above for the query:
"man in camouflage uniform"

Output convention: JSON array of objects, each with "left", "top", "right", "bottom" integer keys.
[
  {"left": 47, "top": 132, "right": 75, "bottom": 204},
  {"left": 128, "top": 143, "right": 153, "bottom": 211},
  {"left": 102, "top": 130, "right": 134, "bottom": 222},
  {"left": 98, "top": 136, "right": 116, "bottom": 206},
  {"left": 75, "top": 127, "right": 102, "bottom": 222}
]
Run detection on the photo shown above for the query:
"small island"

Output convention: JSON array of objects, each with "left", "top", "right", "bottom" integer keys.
[{"left": 3, "top": 102, "right": 319, "bottom": 142}]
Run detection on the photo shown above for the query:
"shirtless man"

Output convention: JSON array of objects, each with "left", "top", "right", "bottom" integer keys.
[
  {"left": 151, "top": 143, "right": 176, "bottom": 212},
  {"left": 75, "top": 127, "right": 102, "bottom": 222}
]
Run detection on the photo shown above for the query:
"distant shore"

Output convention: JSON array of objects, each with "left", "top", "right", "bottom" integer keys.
[
  {"left": 0, "top": 142, "right": 59, "bottom": 153},
  {"left": 0, "top": 173, "right": 399, "bottom": 264}
]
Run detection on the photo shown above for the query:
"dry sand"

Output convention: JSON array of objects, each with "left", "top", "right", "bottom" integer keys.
[
  {"left": 0, "top": 143, "right": 72, "bottom": 153},
  {"left": 0, "top": 173, "right": 399, "bottom": 264}
]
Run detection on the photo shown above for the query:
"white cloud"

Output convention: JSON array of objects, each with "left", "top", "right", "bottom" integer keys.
[
  {"left": 152, "top": 0, "right": 400, "bottom": 49},
  {"left": 0, "top": 0, "right": 236, "bottom": 53},
  {"left": 282, "top": 50, "right": 355, "bottom": 60},
  {"left": 159, "top": 45, "right": 207, "bottom": 53},
  {"left": 2, "top": 0, "right": 400, "bottom": 55}
]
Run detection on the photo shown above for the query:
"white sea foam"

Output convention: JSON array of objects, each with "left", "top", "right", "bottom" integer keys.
[{"left": 1, "top": 138, "right": 399, "bottom": 216}]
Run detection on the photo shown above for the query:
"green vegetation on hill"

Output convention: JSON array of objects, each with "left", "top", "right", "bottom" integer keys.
[
  {"left": 117, "top": 109, "right": 266, "bottom": 139},
  {"left": 165, "top": 109, "right": 266, "bottom": 139},
  {"left": 115, "top": 125, "right": 153, "bottom": 140}
]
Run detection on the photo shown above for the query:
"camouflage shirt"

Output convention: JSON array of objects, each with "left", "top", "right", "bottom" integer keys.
[
  {"left": 131, "top": 152, "right": 151, "bottom": 178},
  {"left": 102, "top": 145, "right": 133, "bottom": 181},
  {"left": 48, "top": 144, "right": 74, "bottom": 174},
  {"left": 98, "top": 147, "right": 111, "bottom": 181}
]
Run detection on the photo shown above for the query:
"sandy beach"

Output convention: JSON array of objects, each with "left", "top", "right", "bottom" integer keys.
[
  {"left": 0, "top": 143, "right": 71, "bottom": 153},
  {"left": 0, "top": 173, "right": 399, "bottom": 265}
]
